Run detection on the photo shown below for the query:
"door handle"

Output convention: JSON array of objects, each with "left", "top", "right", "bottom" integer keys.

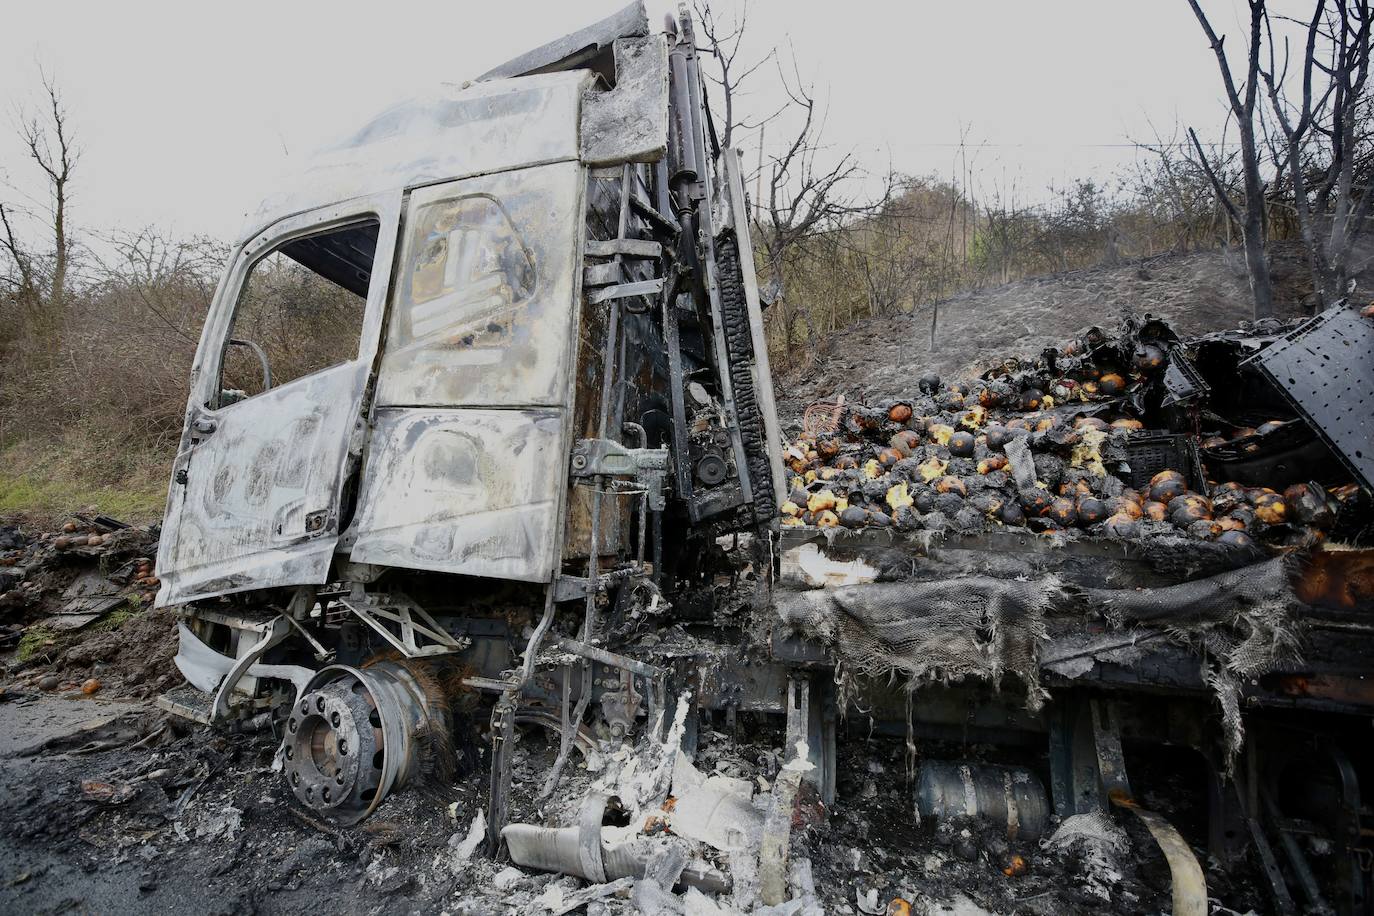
[{"left": 193, "top": 417, "right": 218, "bottom": 435}]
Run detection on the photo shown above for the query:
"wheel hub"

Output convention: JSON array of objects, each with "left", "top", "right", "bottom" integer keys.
[
  {"left": 282, "top": 662, "right": 442, "bottom": 823},
  {"left": 284, "top": 679, "right": 379, "bottom": 815}
]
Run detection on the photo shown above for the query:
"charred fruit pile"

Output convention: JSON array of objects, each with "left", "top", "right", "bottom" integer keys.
[
  {"left": 1, "top": 517, "right": 165, "bottom": 690},
  {"left": 782, "top": 313, "right": 1368, "bottom": 552},
  {"left": 0, "top": 519, "right": 160, "bottom": 611}
]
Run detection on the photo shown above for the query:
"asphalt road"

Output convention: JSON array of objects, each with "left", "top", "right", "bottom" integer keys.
[{"left": 0, "top": 693, "right": 215, "bottom": 914}]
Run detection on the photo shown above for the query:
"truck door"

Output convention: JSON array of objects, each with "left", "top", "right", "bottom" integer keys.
[
  {"left": 345, "top": 161, "right": 583, "bottom": 582},
  {"left": 156, "top": 195, "right": 400, "bottom": 605}
]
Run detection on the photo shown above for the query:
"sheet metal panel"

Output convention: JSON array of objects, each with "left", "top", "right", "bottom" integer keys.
[
  {"left": 580, "top": 36, "right": 669, "bottom": 166},
  {"left": 243, "top": 72, "right": 591, "bottom": 242},
  {"left": 1245, "top": 303, "right": 1374, "bottom": 492},
  {"left": 374, "top": 161, "right": 583, "bottom": 409},
  {"left": 347, "top": 408, "right": 564, "bottom": 582},
  {"left": 478, "top": 1, "right": 647, "bottom": 81},
  {"left": 157, "top": 361, "right": 370, "bottom": 604}
]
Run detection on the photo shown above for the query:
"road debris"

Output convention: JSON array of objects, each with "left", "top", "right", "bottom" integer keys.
[{"left": 1, "top": 516, "right": 174, "bottom": 700}]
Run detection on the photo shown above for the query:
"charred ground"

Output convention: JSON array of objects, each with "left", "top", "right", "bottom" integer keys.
[{"left": 0, "top": 687, "right": 1240, "bottom": 916}]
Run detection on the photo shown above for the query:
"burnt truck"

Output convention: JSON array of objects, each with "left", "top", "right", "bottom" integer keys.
[
  {"left": 154, "top": 4, "right": 1374, "bottom": 912},
  {"left": 157, "top": 0, "right": 783, "bottom": 842}
]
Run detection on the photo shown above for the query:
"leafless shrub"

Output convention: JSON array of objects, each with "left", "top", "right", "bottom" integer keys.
[{"left": 0, "top": 230, "right": 224, "bottom": 456}]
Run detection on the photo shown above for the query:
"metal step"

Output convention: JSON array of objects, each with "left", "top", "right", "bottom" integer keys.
[{"left": 156, "top": 683, "right": 214, "bottom": 725}]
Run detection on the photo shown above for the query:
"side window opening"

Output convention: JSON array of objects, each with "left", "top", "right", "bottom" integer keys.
[{"left": 214, "top": 219, "right": 380, "bottom": 408}]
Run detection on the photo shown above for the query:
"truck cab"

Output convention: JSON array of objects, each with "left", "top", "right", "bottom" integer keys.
[{"left": 155, "top": 2, "right": 783, "bottom": 831}]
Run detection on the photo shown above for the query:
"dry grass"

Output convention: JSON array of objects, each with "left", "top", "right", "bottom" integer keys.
[{"left": 0, "top": 435, "right": 168, "bottom": 527}]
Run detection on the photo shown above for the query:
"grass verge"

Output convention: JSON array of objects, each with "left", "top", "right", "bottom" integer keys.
[
  {"left": 16, "top": 625, "right": 59, "bottom": 664},
  {"left": 0, "top": 437, "right": 168, "bottom": 526}
]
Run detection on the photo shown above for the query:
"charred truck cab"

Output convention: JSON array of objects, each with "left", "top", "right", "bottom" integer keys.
[{"left": 157, "top": 4, "right": 782, "bottom": 832}]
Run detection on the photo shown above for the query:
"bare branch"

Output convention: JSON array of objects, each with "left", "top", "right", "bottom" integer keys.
[
  {"left": 0, "top": 201, "right": 38, "bottom": 306},
  {"left": 1187, "top": 0, "right": 1276, "bottom": 317},
  {"left": 1188, "top": 127, "right": 1243, "bottom": 224}
]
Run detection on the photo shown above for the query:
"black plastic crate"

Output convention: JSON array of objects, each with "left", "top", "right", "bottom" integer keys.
[
  {"left": 1122, "top": 430, "right": 1207, "bottom": 495},
  {"left": 1243, "top": 303, "right": 1374, "bottom": 493}
]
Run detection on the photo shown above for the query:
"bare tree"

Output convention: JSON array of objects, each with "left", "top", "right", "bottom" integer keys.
[
  {"left": 833, "top": 203, "right": 923, "bottom": 321},
  {"left": 0, "top": 70, "right": 80, "bottom": 331},
  {"left": 1031, "top": 180, "right": 1116, "bottom": 274},
  {"left": 692, "top": 0, "right": 776, "bottom": 151},
  {"left": 977, "top": 195, "right": 1030, "bottom": 284},
  {"left": 0, "top": 200, "right": 39, "bottom": 317},
  {"left": 91, "top": 228, "right": 226, "bottom": 346},
  {"left": 1260, "top": 0, "right": 1373, "bottom": 307},
  {"left": 71, "top": 230, "right": 225, "bottom": 445},
  {"left": 1133, "top": 120, "right": 1236, "bottom": 254},
  {"left": 1187, "top": 0, "right": 1277, "bottom": 318},
  {"left": 756, "top": 63, "right": 881, "bottom": 353},
  {"left": 693, "top": 3, "right": 892, "bottom": 365}
]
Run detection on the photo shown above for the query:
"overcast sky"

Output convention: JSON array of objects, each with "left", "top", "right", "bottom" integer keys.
[{"left": 1, "top": 0, "right": 1274, "bottom": 247}]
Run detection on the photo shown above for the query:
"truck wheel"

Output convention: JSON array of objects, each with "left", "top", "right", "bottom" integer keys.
[{"left": 283, "top": 661, "right": 452, "bottom": 823}]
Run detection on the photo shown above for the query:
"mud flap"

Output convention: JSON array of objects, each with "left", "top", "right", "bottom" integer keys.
[{"left": 172, "top": 621, "right": 234, "bottom": 693}]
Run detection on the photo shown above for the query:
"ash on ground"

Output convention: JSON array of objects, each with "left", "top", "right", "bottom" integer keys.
[{"left": 1, "top": 673, "right": 1262, "bottom": 915}]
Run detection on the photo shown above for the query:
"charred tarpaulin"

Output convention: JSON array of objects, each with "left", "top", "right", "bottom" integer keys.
[{"left": 776, "top": 535, "right": 1304, "bottom": 736}]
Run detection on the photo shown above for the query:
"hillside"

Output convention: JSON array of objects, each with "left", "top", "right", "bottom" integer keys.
[
  {"left": 1, "top": 241, "right": 1365, "bottom": 525},
  {"left": 774, "top": 241, "right": 1356, "bottom": 426}
]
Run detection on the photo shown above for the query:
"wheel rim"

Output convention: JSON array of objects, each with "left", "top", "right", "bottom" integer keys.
[{"left": 283, "top": 662, "right": 438, "bottom": 823}]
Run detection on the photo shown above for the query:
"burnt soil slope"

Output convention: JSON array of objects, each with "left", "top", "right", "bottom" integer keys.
[{"left": 775, "top": 241, "right": 1368, "bottom": 426}]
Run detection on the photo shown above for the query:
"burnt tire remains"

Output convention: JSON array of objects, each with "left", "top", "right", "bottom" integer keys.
[{"left": 716, "top": 234, "right": 776, "bottom": 525}]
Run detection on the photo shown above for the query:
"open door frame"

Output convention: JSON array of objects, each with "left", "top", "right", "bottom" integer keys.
[{"left": 155, "top": 192, "right": 402, "bottom": 606}]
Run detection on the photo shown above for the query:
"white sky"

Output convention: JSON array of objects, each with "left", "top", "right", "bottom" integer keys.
[{"left": 0, "top": 0, "right": 1274, "bottom": 247}]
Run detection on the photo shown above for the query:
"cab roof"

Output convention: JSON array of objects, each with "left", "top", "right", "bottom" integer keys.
[{"left": 240, "top": 69, "right": 593, "bottom": 244}]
